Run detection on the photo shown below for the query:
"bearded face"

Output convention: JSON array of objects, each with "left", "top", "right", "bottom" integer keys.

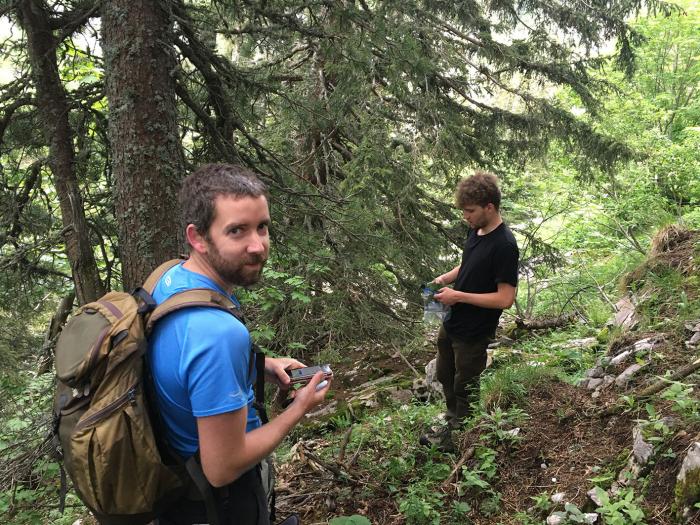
[
  {"left": 206, "top": 237, "right": 267, "bottom": 287},
  {"left": 202, "top": 194, "right": 270, "bottom": 288}
]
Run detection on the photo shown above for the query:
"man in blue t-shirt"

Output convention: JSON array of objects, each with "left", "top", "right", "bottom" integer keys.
[
  {"left": 420, "top": 172, "right": 519, "bottom": 453},
  {"left": 149, "top": 164, "right": 330, "bottom": 525}
]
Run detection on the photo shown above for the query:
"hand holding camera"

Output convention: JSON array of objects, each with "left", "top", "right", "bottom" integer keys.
[{"left": 286, "top": 364, "right": 333, "bottom": 385}]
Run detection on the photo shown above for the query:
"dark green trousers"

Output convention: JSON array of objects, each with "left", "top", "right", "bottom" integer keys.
[{"left": 436, "top": 325, "right": 491, "bottom": 427}]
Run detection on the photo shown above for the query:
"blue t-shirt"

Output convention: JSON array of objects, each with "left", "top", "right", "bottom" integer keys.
[{"left": 147, "top": 262, "right": 261, "bottom": 458}]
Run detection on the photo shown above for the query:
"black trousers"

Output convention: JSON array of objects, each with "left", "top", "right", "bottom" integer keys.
[
  {"left": 436, "top": 325, "right": 492, "bottom": 427},
  {"left": 157, "top": 465, "right": 270, "bottom": 525}
]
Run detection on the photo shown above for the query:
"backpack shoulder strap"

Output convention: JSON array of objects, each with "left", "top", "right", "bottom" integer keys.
[
  {"left": 143, "top": 259, "right": 185, "bottom": 294},
  {"left": 133, "top": 259, "right": 185, "bottom": 314},
  {"left": 145, "top": 287, "right": 240, "bottom": 332}
]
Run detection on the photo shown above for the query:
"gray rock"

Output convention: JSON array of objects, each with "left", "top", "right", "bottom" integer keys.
[
  {"left": 610, "top": 336, "right": 665, "bottom": 366},
  {"left": 586, "top": 366, "right": 605, "bottom": 378},
  {"left": 688, "top": 331, "right": 700, "bottom": 346},
  {"left": 602, "top": 375, "right": 615, "bottom": 388},
  {"left": 609, "top": 350, "right": 633, "bottom": 366},
  {"left": 424, "top": 358, "right": 444, "bottom": 400},
  {"left": 684, "top": 320, "right": 700, "bottom": 332},
  {"left": 562, "top": 337, "right": 598, "bottom": 349},
  {"left": 632, "top": 336, "right": 664, "bottom": 353},
  {"left": 632, "top": 426, "right": 654, "bottom": 465},
  {"left": 412, "top": 378, "right": 430, "bottom": 402},
  {"left": 675, "top": 442, "right": 700, "bottom": 519},
  {"left": 546, "top": 515, "right": 565, "bottom": 525},
  {"left": 387, "top": 387, "right": 413, "bottom": 405},
  {"left": 551, "top": 492, "right": 566, "bottom": 504},
  {"left": 613, "top": 296, "right": 638, "bottom": 330},
  {"left": 587, "top": 378, "right": 604, "bottom": 390},
  {"left": 587, "top": 487, "right": 604, "bottom": 506},
  {"left": 615, "top": 364, "right": 643, "bottom": 387},
  {"left": 618, "top": 460, "right": 642, "bottom": 485}
]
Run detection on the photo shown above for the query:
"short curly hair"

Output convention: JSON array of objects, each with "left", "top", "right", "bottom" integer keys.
[
  {"left": 455, "top": 171, "right": 501, "bottom": 210},
  {"left": 179, "top": 163, "right": 268, "bottom": 236}
]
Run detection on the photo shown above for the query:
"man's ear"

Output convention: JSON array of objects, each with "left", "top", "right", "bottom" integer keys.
[{"left": 185, "top": 224, "right": 208, "bottom": 255}]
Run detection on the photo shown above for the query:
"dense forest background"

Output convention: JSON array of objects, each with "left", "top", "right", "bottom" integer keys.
[{"left": 0, "top": 0, "right": 698, "bottom": 523}]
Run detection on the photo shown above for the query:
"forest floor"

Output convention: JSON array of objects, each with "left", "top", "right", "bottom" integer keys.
[{"left": 275, "top": 340, "right": 700, "bottom": 525}]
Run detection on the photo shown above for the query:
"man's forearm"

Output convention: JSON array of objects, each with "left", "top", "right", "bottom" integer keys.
[
  {"left": 436, "top": 265, "right": 460, "bottom": 285},
  {"left": 205, "top": 402, "right": 307, "bottom": 487},
  {"left": 235, "top": 404, "right": 306, "bottom": 479},
  {"left": 452, "top": 289, "right": 514, "bottom": 310}
]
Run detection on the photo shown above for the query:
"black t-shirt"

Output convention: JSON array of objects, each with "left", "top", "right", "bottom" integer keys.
[{"left": 443, "top": 222, "right": 519, "bottom": 340}]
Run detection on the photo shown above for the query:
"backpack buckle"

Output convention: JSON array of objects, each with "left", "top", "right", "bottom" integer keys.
[{"left": 132, "top": 287, "right": 157, "bottom": 314}]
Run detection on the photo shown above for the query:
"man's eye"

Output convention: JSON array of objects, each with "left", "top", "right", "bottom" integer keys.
[
  {"left": 258, "top": 224, "right": 269, "bottom": 233},
  {"left": 228, "top": 228, "right": 241, "bottom": 235}
]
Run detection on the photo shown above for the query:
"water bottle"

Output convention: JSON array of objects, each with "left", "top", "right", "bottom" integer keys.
[{"left": 421, "top": 283, "right": 447, "bottom": 324}]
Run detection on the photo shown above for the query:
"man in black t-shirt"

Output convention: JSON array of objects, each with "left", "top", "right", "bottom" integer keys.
[{"left": 420, "top": 172, "right": 519, "bottom": 453}]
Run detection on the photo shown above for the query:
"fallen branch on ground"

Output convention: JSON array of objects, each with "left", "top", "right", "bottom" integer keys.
[
  {"left": 596, "top": 355, "right": 700, "bottom": 418},
  {"left": 442, "top": 446, "right": 475, "bottom": 490}
]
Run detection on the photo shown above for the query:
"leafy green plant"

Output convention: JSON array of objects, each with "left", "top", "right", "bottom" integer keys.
[
  {"left": 594, "top": 487, "right": 647, "bottom": 524},
  {"left": 529, "top": 491, "right": 554, "bottom": 515},
  {"left": 479, "top": 407, "right": 529, "bottom": 444},
  {"left": 659, "top": 380, "right": 699, "bottom": 421},
  {"left": 587, "top": 466, "right": 616, "bottom": 490},
  {"left": 549, "top": 502, "right": 595, "bottom": 524},
  {"left": 398, "top": 482, "right": 444, "bottom": 525}
]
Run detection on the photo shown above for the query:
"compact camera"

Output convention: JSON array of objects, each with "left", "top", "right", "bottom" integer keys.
[{"left": 286, "top": 364, "right": 333, "bottom": 385}]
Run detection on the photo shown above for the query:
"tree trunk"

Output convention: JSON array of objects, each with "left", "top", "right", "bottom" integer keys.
[
  {"left": 102, "top": 0, "right": 184, "bottom": 290},
  {"left": 16, "top": 0, "right": 105, "bottom": 305}
]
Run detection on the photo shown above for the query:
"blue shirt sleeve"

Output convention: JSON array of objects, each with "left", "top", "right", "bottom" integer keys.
[{"left": 179, "top": 308, "right": 253, "bottom": 418}]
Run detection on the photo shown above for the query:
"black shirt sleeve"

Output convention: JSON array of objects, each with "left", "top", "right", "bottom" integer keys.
[{"left": 492, "top": 240, "right": 519, "bottom": 287}]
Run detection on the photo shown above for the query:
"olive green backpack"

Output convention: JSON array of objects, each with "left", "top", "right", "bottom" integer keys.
[{"left": 52, "top": 259, "right": 264, "bottom": 525}]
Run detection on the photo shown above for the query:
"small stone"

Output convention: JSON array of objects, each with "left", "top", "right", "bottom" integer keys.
[
  {"left": 541, "top": 463, "right": 548, "bottom": 469},
  {"left": 423, "top": 359, "right": 444, "bottom": 400},
  {"left": 587, "top": 378, "right": 604, "bottom": 390},
  {"left": 615, "top": 364, "right": 643, "bottom": 387},
  {"left": 587, "top": 487, "right": 604, "bottom": 506},
  {"left": 632, "top": 336, "right": 663, "bottom": 353},
  {"left": 551, "top": 492, "right": 566, "bottom": 503},
  {"left": 586, "top": 366, "right": 605, "bottom": 378},
  {"left": 632, "top": 425, "right": 654, "bottom": 465},
  {"left": 689, "top": 332, "right": 700, "bottom": 345},
  {"left": 563, "top": 337, "right": 597, "bottom": 349},
  {"left": 602, "top": 375, "right": 615, "bottom": 387},
  {"left": 546, "top": 515, "right": 565, "bottom": 525},
  {"left": 505, "top": 427, "right": 521, "bottom": 437},
  {"left": 610, "top": 350, "right": 632, "bottom": 366},
  {"left": 582, "top": 513, "right": 599, "bottom": 524},
  {"left": 684, "top": 320, "right": 700, "bottom": 332}
]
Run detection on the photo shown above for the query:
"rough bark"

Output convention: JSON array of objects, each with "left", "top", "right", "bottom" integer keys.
[
  {"left": 102, "top": 0, "right": 184, "bottom": 290},
  {"left": 16, "top": 0, "right": 104, "bottom": 304}
]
